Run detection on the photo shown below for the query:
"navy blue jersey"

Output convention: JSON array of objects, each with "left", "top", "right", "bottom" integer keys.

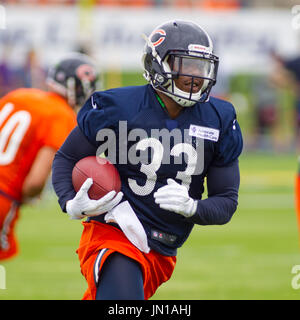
[{"left": 76, "top": 84, "right": 243, "bottom": 256}]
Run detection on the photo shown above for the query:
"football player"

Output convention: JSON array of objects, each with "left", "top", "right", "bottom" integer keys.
[
  {"left": 52, "top": 20, "right": 243, "bottom": 300},
  {"left": 0, "top": 52, "right": 99, "bottom": 260}
]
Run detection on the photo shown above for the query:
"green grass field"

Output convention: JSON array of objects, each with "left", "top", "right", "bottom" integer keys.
[{"left": 0, "top": 151, "right": 299, "bottom": 300}]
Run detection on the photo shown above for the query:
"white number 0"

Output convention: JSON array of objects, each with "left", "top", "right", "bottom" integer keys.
[
  {"left": 0, "top": 103, "right": 31, "bottom": 165},
  {"left": 128, "top": 137, "right": 201, "bottom": 196}
]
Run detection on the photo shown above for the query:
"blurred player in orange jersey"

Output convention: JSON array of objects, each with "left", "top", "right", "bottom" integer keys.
[{"left": 0, "top": 52, "right": 99, "bottom": 260}]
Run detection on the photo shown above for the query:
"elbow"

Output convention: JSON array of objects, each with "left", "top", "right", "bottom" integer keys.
[
  {"left": 219, "top": 213, "right": 233, "bottom": 225},
  {"left": 22, "top": 181, "right": 45, "bottom": 199},
  {"left": 219, "top": 201, "right": 238, "bottom": 225}
]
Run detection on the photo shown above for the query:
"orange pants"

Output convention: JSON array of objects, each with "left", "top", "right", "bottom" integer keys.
[
  {"left": 77, "top": 220, "right": 176, "bottom": 300},
  {"left": 0, "top": 195, "right": 20, "bottom": 261}
]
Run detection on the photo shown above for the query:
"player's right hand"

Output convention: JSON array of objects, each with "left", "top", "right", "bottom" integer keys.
[{"left": 66, "top": 178, "right": 123, "bottom": 220}]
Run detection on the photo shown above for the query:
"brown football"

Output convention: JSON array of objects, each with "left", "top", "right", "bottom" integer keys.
[{"left": 72, "top": 156, "right": 121, "bottom": 200}]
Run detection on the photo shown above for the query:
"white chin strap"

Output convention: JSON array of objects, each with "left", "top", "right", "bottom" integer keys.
[
  {"left": 164, "top": 88, "right": 197, "bottom": 107},
  {"left": 164, "top": 79, "right": 209, "bottom": 107}
]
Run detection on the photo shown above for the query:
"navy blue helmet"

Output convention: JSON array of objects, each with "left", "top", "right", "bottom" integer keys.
[
  {"left": 142, "top": 20, "right": 219, "bottom": 107},
  {"left": 47, "top": 52, "right": 99, "bottom": 108}
]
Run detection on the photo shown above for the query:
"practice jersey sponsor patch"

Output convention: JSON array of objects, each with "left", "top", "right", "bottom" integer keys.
[{"left": 189, "top": 124, "right": 219, "bottom": 142}]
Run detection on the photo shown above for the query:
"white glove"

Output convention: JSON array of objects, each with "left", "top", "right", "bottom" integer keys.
[
  {"left": 154, "top": 179, "right": 197, "bottom": 218},
  {"left": 66, "top": 178, "right": 123, "bottom": 220}
]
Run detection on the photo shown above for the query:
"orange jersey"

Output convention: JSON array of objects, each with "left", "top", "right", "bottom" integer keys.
[{"left": 0, "top": 88, "right": 76, "bottom": 201}]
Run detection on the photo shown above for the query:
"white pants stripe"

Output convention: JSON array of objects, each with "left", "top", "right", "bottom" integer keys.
[
  {"left": 0, "top": 201, "right": 18, "bottom": 251},
  {"left": 93, "top": 248, "right": 109, "bottom": 286}
]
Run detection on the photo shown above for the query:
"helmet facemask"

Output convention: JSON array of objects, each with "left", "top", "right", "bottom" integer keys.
[{"left": 160, "top": 52, "right": 218, "bottom": 107}]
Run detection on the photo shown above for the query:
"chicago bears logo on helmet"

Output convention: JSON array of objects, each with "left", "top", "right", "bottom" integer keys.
[
  {"left": 76, "top": 64, "right": 97, "bottom": 82},
  {"left": 150, "top": 29, "right": 166, "bottom": 47}
]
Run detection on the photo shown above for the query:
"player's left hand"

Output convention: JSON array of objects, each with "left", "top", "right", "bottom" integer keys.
[{"left": 154, "top": 179, "right": 197, "bottom": 218}]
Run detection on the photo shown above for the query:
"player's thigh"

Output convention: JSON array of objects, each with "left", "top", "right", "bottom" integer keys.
[{"left": 96, "top": 252, "right": 144, "bottom": 300}]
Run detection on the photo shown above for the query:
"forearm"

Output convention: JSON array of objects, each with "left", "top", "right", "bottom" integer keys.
[
  {"left": 52, "top": 150, "right": 77, "bottom": 212},
  {"left": 52, "top": 126, "right": 97, "bottom": 212},
  {"left": 188, "top": 195, "right": 237, "bottom": 225},
  {"left": 187, "top": 160, "right": 240, "bottom": 225},
  {"left": 22, "top": 146, "right": 56, "bottom": 201}
]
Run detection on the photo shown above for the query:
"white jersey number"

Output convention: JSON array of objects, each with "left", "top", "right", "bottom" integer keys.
[
  {"left": 128, "top": 137, "right": 202, "bottom": 196},
  {"left": 0, "top": 103, "right": 31, "bottom": 165}
]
